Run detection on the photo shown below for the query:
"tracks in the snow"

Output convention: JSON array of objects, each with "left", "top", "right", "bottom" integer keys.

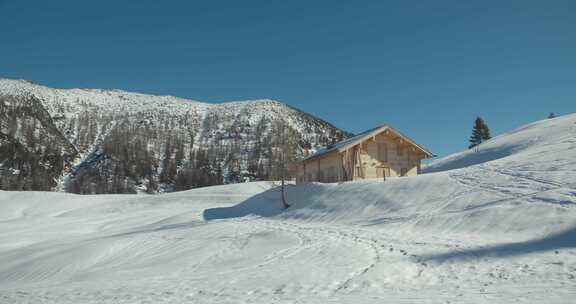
[
  {"left": 193, "top": 217, "right": 388, "bottom": 294},
  {"left": 448, "top": 164, "right": 576, "bottom": 210},
  {"left": 218, "top": 218, "right": 425, "bottom": 295},
  {"left": 258, "top": 220, "right": 382, "bottom": 293}
]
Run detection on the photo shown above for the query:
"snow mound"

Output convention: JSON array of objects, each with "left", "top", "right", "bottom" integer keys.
[{"left": 424, "top": 113, "right": 576, "bottom": 172}]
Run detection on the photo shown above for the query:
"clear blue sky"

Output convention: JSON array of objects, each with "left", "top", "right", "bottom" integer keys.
[{"left": 1, "top": 0, "right": 574, "bottom": 157}]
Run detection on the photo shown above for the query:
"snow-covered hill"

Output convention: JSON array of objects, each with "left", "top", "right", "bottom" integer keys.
[
  {"left": 424, "top": 113, "right": 576, "bottom": 174},
  {"left": 1, "top": 113, "right": 575, "bottom": 303},
  {"left": 0, "top": 79, "right": 349, "bottom": 193}
]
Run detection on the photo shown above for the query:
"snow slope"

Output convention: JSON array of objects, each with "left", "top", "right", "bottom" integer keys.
[
  {"left": 1, "top": 114, "right": 575, "bottom": 303},
  {"left": 424, "top": 113, "right": 576, "bottom": 173}
]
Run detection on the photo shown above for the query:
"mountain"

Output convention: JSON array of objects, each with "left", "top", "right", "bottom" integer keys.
[
  {"left": 0, "top": 79, "right": 349, "bottom": 193},
  {"left": 1, "top": 113, "right": 575, "bottom": 303}
]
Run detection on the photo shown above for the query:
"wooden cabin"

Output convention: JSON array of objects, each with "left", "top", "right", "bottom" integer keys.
[{"left": 296, "top": 125, "right": 434, "bottom": 183}]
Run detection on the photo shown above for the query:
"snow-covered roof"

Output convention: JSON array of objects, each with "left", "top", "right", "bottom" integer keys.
[{"left": 302, "top": 124, "right": 434, "bottom": 161}]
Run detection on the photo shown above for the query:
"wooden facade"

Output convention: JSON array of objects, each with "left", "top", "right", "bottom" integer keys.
[{"left": 296, "top": 125, "right": 434, "bottom": 183}]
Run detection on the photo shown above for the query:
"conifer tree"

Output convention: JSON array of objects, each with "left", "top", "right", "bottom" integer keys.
[{"left": 468, "top": 116, "right": 491, "bottom": 149}]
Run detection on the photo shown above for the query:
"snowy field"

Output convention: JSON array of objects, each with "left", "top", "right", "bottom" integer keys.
[{"left": 1, "top": 113, "right": 576, "bottom": 303}]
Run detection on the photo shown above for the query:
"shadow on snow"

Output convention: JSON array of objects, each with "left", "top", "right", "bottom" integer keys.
[
  {"left": 203, "top": 186, "right": 289, "bottom": 221},
  {"left": 422, "top": 226, "right": 576, "bottom": 262}
]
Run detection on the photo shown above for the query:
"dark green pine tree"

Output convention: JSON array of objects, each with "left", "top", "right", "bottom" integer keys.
[{"left": 468, "top": 117, "right": 491, "bottom": 149}]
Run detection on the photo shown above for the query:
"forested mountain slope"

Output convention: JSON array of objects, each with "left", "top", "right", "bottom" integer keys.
[{"left": 0, "top": 79, "right": 349, "bottom": 193}]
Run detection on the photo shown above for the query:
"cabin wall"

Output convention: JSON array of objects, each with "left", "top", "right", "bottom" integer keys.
[
  {"left": 319, "top": 153, "right": 343, "bottom": 182},
  {"left": 354, "top": 133, "right": 423, "bottom": 180},
  {"left": 298, "top": 153, "right": 344, "bottom": 183}
]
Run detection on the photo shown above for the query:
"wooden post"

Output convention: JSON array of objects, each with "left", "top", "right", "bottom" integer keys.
[
  {"left": 279, "top": 119, "right": 290, "bottom": 209},
  {"left": 281, "top": 178, "right": 289, "bottom": 209}
]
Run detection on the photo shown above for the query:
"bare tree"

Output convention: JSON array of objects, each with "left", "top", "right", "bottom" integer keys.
[
  {"left": 271, "top": 119, "right": 299, "bottom": 209},
  {"left": 280, "top": 136, "right": 290, "bottom": 209}
]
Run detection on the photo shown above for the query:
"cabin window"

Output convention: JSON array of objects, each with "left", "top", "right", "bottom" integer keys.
[
  {"left": 377, "top": 143, "right": 388, "bottom": 162},
  {"left": 400, "top": 168, "right": 408, "bottom": 176}
]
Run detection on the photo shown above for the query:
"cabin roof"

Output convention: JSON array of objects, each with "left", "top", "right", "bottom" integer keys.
[{"left": 302, "top": 124, "right": 435, "bottom": 162}]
